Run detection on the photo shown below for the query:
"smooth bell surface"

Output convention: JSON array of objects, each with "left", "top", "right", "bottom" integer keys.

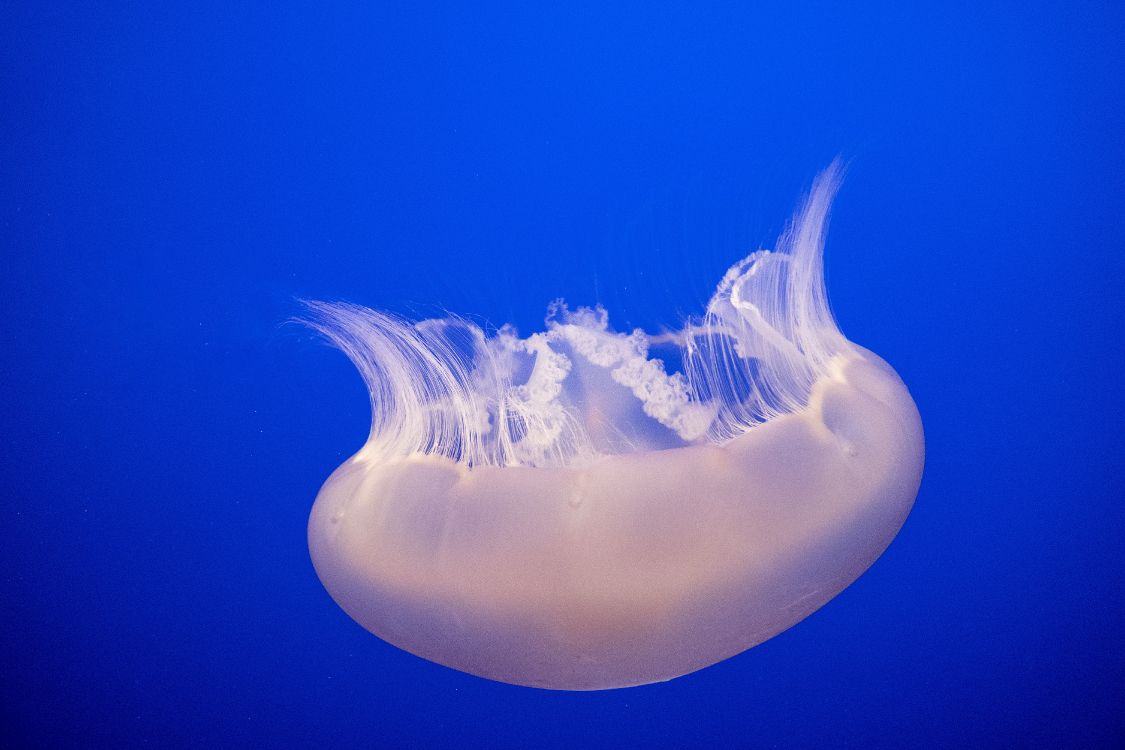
[{"left": 308, "top": 349, "right": 923, "bottom": 689}]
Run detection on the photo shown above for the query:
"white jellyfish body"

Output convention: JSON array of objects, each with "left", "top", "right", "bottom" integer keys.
[{"left": 305, "top": 164, "right": 924, "bottom": 690}]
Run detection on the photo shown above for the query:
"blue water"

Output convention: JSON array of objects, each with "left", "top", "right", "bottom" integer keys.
[{"left": 3, "top": 3, "right": 1123, "bottom": 747}]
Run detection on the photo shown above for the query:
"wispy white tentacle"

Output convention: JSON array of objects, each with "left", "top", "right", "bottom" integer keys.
[{"left": 303, "top": 161, "right": 849, "bottom": 467}]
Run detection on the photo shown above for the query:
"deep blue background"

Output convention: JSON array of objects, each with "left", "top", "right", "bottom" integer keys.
[{"left": 3, "top": 2, "right": 1123, "bottom": 747}]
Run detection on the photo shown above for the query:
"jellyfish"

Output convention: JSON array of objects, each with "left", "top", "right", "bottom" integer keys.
[{"left": 304, "top": 162, "right": 924, "bottom": 690}]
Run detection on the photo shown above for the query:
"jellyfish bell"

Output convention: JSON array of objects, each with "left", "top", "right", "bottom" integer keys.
[{"left": 304, "top": 163, "right": 924, "bottom": 690}]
